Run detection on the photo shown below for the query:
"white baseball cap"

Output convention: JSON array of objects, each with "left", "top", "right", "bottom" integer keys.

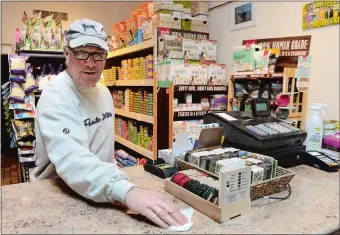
[{"left": 66, "top": 19, "right": 109, "bottom": 51}]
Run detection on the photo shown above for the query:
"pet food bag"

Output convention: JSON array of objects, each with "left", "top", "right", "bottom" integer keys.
[
  {"left": 23, "top": 66, "right": 38, "bottom": 94},
  {"left": 30, "top": 12, "right": 43, "bottom": 50},
  {"left": 43, "top": 14, "right": 54, "bottom": 51},
  {"left": 8, "top": 54, "right": 28, "bottom": 75},
  {"left": 54, "top": 20, "right": 63, "bottom": 51},
  {"left": 20, "top": 11, "right": 32, "bottom": 50},
  {"left": 9, "top": 82, "right": 26, "bottom": 103}
]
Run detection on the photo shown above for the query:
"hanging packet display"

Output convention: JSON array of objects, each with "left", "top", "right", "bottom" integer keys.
[
  {"left": 23, "top": 66, "right": 38, "bottom": 94},
  {"left": 9, "top": 82, "right": 25, "bottom": 103},
  {"left": 9, "top": 94, "right": 35, "bottom": 110}
]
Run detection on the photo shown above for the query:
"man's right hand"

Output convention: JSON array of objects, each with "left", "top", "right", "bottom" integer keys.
[{"left": 123, "top": 186, "right": 188, "bottom": 228}]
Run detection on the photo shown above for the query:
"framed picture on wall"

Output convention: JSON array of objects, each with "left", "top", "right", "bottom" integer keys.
[{"left": 230, "top": 2, "right": 258, "bottom": 31}]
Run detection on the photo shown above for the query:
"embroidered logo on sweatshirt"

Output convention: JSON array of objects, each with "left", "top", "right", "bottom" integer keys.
[
  {"left": 63, "top": 128, "right": 70, "bottom": 134},
  {"left": 83, "top": 112, "right": 113, "bottom": 127}
]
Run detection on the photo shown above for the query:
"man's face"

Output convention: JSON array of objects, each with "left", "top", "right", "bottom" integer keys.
[{"left": 64, "top": 45, "right": 106, "bottom": 87}]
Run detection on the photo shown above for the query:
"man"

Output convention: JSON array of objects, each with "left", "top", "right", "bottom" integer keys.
[{"left": 34, "top": 19, "right": 187, "bottom": 229}]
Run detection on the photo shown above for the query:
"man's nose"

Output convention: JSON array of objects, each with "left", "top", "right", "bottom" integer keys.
[{"left": 85, "top": 55, "right": 96, "bottom": 68}]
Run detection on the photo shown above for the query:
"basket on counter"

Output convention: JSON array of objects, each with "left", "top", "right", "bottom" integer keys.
[{"left": 176, "top": 158, "right": 296, "bottom": 200}]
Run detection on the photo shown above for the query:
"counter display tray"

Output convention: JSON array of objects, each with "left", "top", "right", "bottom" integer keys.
[{"left": 175, "top": 158, "right": 295, "bottom": 200}]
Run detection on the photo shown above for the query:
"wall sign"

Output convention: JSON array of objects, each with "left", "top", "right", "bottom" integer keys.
[
  {"left": 243, "top": 35, "right": 312, "bottom": 72},
  {"left": 302, "top": 1, "right": 340, "bottom": 30}
]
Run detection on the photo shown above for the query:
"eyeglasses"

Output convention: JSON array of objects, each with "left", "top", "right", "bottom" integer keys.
[{"left": 68, "top": 47, "right": 107, "bottom": 61}]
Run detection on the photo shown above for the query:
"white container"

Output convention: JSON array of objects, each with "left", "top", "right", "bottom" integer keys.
[{"left": 305, "top": 103, "right": 327, "bottom": 151}]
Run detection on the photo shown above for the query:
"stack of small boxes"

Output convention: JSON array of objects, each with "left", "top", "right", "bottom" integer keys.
[
  {"left": 118, "top": 55, "right": 153, "bottom": 80},
  {"left": 103, "top": 67, "right": 117, "bottom": 86},
  {"left": 115, "top": 116, "right": 153, "bottom": 151}
]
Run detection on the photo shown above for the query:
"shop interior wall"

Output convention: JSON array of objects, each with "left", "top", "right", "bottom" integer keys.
[
  {"left": 209, "top": 1, "right": 339, "bottom": 121},
  {"left": 1, "top": 1, "right": 141, "bottom": 53}
]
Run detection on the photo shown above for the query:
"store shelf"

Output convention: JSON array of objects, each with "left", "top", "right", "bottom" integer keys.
[
  {"left": 107, "top": 39, "right": 153, "bottom": 59},
  {"left": 174, "top": 85, "right": 227, "bottom": 92},
  {"left": 18, "top": 50, "right": 64, "bottom": 59},
  {"left": 115, "top": 108, "right": 154, "bottom": 124},
  {"left": 115, "top": 135, "right": 153, "bottom": 160},
  {"left": 231, "top": 72, "right": 284, "bottom": 79},
  {"left": 114, "top": 79, "right": 154, "bottom": 87},
  {"left": 174, "top": 110, "right": 224, "bottom": 119}
]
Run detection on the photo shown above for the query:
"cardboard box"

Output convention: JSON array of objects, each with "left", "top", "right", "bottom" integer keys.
[
  {"left": 154, "top": 2, "right": 174, "bottom": 14},
  {"left": 158, "top": 61, "right": 191, "bottom": 84},
  {"left": 200, "top": 40, "right": 217, "bottom": 62},
  {"left": 182, "top": 0, "right": 192, "bottom": 14},
  {"left": 207, "top": 64, "right": 227, "bottom": 85},
  {"left": 232, "top": 44, "right": 262, "bottom": 73},
  {"left": 158, "top": 35, "right": 183, "bottom": 61},
  {"left": 191, "top": 15, "right": 209, "bottom": 33},
  {"left": 191, "top": 1, "right": 209, "bottom": 16},
  {"left": 152, "top": 13, "right": 181, "bottom": 30},
  {"left": 189, "top": 64, "right": 208, "bottom": 85},
  {"left": 182, "top": 38, "right": 200, "bottom": 61}
]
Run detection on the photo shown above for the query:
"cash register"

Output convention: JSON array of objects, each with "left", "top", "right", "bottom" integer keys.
[{"left": 204, "top": 98, "right": 307, "bottom": 167}]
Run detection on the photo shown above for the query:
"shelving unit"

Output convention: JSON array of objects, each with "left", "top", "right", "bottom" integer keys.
[
  {"left": 115, "top": 135, "right": 153, "bottom": 160},
  {"left": 114, "top": 79, "right": 154, "bottom": 87},
  {"left": 115, "top": 108, "right": 154, "bottom": 124},
  {"left": 227, "top": 68, "right": 307, "bottom": 129},
  {"left": 167, "top": 82, "right": 228, "bottom": 147},
  {"left": 107, "top": 39, "right": 153, "bottom": 59},
  {"left": 106, "top": 36, "right": 158, "bottom": 161}
]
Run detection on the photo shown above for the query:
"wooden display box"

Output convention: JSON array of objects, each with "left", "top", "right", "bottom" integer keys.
[{"left": 164, "top": 178, "right": 250, "bottom": 224}]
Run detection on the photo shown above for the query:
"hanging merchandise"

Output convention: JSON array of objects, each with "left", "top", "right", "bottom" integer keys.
[
  {"left": 23, "top": 65, "right": 38, "bottom": 94},
  {"left": 305, "top": 103, "right": 327, "bottom": 151}
]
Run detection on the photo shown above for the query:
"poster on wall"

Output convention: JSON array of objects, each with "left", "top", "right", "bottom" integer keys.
[
  {"left": 230, "top": 1, "right": 258, "bottom": 31},
  {"left": 243, "top": 35, "right": 312, "bottom": 72},
  {"left": 296, "top": 56, "right": 312, "bottom": 92},
  {"left": 302, "top": 1, "right": 340, "bottom": 30}
]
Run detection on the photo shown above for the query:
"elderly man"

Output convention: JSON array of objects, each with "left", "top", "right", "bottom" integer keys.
[{"left": 34, "top": 19, "right": 187, "bottom": 229}]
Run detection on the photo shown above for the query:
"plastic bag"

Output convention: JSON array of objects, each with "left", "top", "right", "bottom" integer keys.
[
  {"left": 14, "top": 110, "right": 35, "bottom": 119},
  {"left": 23, "top": 66, "right": 38, "bottom": 94},
  {"left": 43, "top": 14, "right": 54, "bottom": 50},
  {"left": 30, "top": 12, "right": 43, "bottom": 50},
  {"left": 8, "top": 54, "right": 28, "bottom": 75},
  {"left": 9, "top": 82, "right": 25, "bottom": 103},
  {"left": 9, "top": 94, "right": 35, "bottom": 110}
]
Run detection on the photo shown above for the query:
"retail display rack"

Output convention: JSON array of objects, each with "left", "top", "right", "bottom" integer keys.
[
  {"left": 227, "top": 68, "right": 307, "bottom": 129},
  {"left": 105, "top": 38, "right": 158, "bottom": 161}
]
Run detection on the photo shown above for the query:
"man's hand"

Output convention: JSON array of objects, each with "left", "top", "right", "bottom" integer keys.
[{"left": 124, "top": 186, "right": 188, "bottom": 228}]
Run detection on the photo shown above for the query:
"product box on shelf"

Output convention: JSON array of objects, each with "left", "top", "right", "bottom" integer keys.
[
  {"left": 207, "top": 64, "right": 227, "bottom": 85},
  {"left": 158, "top": 61, "right": 191, "bottom": 85},
  {"left": 200, "top": 40, "right": 217, "bottom": 62},
  {"left": 191, "top": 15, "right": 209, "bottom": 33},
  {"left": 152, "top": 13, "right": 181, "bottom": 30},
  {"left": 158, "top": 35, "right": 183, "bottom": 61},
  {"left": 182, "top": 38, "right": 200, "bottom": 61},
  {"left": 173, "top": 1, "right": 184, "bottom": 12},
  {"left": 154, "top": 2, "right": 174, "bottom": 14},
  {"left": 232, "top": 44, "right": 262, "bottom": 73},
  {"left": 191, "top": 1, "right": 209, "bottom": 16},
  {"left": 189, "top": 64, "right": 208, "bottom": 85},
  {"left": 209, "top": 94, "right": 227, "bottom": 111}
]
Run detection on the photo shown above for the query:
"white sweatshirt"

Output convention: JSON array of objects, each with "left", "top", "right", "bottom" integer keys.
[{"left": 34, "top": 71, "right": 135, "bottom": 203}]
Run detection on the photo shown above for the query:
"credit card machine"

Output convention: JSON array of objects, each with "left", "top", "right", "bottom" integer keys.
[{"left": 304, "top": 151, "right": 340, "bottom": 172}]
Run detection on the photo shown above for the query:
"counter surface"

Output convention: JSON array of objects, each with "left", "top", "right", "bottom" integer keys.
[{"left": 2, "top": 165, "right": 339, "bottom": 234}]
